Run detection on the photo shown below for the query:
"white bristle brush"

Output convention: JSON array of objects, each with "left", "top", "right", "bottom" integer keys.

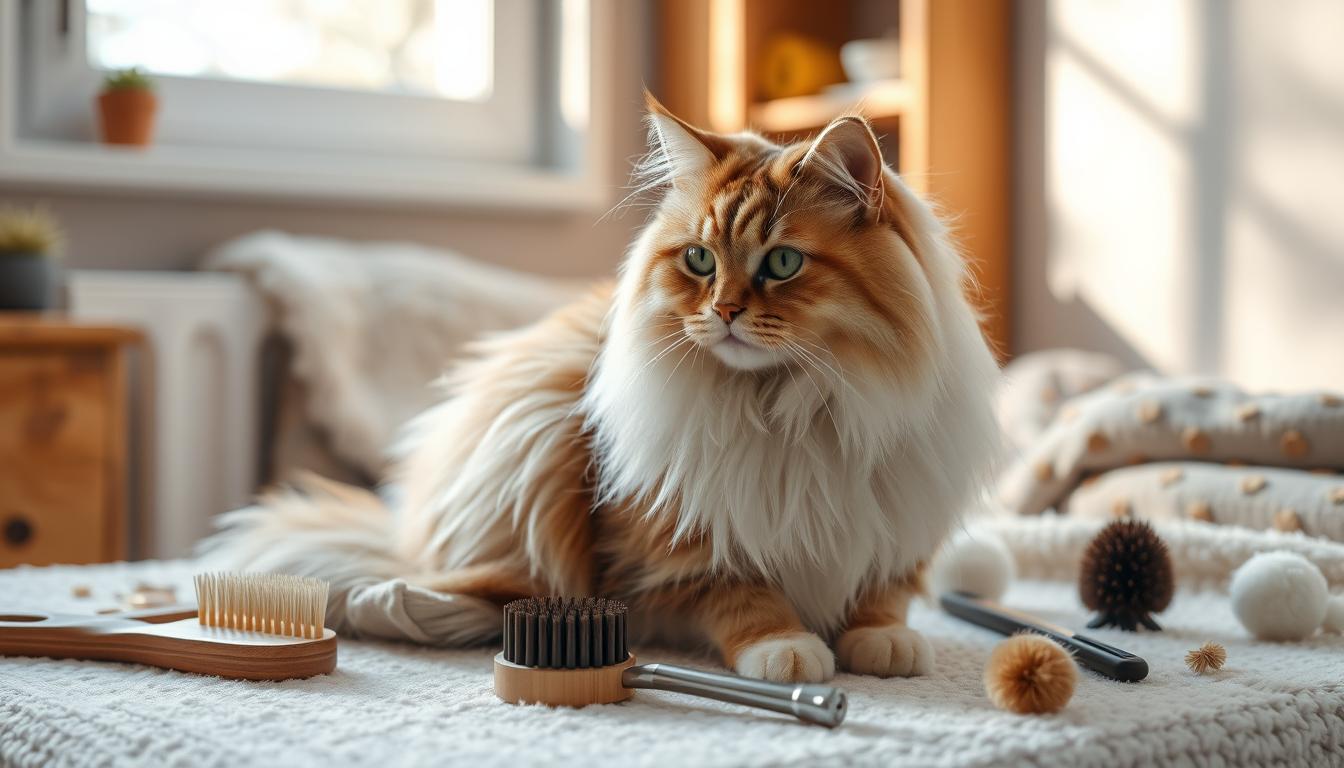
[{"left": 0, "top": 573, "right": 336, "bottom": 680}]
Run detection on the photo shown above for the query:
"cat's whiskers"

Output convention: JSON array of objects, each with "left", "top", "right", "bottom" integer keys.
[
  {"left": 779, "top": 341, "right": 841, "bottom": 439},
  {"left": 631, "top": 329, "right": 693, "bottom": 381},
  {"left": 770, "top": 321, "right": 873, "bottom": 412}
]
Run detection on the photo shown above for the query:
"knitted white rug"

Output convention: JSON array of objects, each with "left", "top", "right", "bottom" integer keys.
[{"left": 1, "top": 561, "right": 1340, "bottom": 767}]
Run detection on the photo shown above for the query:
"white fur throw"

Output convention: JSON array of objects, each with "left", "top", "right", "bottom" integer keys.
[
  {"left": 206, "top": 231, "right": 582, "bottom": 476},
  {"left": 3, "top": 559, "right": 1342, "bottom": 767}
]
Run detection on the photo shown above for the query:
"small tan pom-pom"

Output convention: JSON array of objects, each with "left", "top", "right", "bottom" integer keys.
[
  {"left": 1321, "top": 393, "right": 1341, "bottom": 408},
  {"left": 984, "top": 634, "right": 1077, "bottom": 715},
  {"left": 1086, "top": 431, "right": 1111, "bottom": 453},
  {"left": 1239, "top": 475, "right": 1267, "bottom": 495},
  {"left": 1235, "top": 402, "right": 1261, "bottom": 421},
  {"left": 1111, "top": 498, "right": 1133, "bottom": 518},
  {"left": 1184, "top": 641, "right": 1226, "bottom": 674},
  {"left": 1137, "top": 400, "right": 1163, "bottom": 424},
  {"left": 1280, "top": 430, "right": 1309, "bottom": 458},
  {"left": 1273, "top": 508, "right": 1303, "bottom": 533},
  {"left": 71, "top": 585, "right": 92, "bottom": 599},
  {"left": 1186, "top": 500, "right": 1214, "bottom": 522},
  {"left": 1331, "top": 487, "right": 1344, "bottom": 505},
  {"left": 1034, "top": 461, "right": 1054, "bottom": 482},
  {"left": 1182, "top": 427, "right": 1212, "bottom": 455},
  {"left": 1160, "top": 467, "right": 1185, "bottom": 487}
]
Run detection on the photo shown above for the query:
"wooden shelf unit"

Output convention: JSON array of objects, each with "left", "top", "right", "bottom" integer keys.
[
  {"left": 748, "top": 80, "right": 912, "bottom": 134},
  {"left": 655, "top": 0, "right": 1012, "bottom": 358}
]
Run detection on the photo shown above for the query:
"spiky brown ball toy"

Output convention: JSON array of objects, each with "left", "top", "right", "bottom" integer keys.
[
  {"left": 1079, "top": 519, "right": 1174, "bottom": 631},
  {"left": 984, "top": 634, "right": 1077, "bottom": 715},
  {"left": 1184, "top": 641, "right": 1227, "bottom": 675}
]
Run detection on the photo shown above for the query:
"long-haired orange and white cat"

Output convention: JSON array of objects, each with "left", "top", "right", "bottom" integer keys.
[{"left": 206, "top": 96, "right": 999, "bottom": 683}]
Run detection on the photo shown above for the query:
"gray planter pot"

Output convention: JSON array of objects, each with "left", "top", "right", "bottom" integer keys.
[{"left": 0, "top": 254, "right": 59, "bottom": 310}]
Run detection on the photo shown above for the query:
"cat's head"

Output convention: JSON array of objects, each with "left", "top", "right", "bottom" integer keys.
[{"left": 621, "top": 94, "right": 952, "bottom": 387}]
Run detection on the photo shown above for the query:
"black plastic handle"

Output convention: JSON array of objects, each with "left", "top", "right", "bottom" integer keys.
[{"left": 940, "top": 591, "right": 1148, "bottom": 682}]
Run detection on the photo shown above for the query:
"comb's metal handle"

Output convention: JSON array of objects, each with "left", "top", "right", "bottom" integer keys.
[{"left": 622, "top": 662, "right": 847, "bottom": 727}]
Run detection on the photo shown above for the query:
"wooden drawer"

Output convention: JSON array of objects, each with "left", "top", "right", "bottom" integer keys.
[{"left": 0, "top": 320, "right": 140, "bottom": 568}]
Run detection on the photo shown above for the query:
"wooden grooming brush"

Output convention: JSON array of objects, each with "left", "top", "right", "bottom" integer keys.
[
  {"left": 0, "top": 573, "right": 336, "bottom": 680},
  {"left": 494, "top": 597, "right": 847, "bottom": 728}
]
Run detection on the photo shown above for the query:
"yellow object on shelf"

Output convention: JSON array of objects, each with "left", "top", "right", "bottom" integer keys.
[{"left": 758, "top": 34, "right": 844, "bottom": 101}]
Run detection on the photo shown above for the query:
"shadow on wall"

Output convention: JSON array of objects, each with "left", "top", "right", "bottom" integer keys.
[{"left": 1015, "top": 0, "right": 1344, "bottom": 391}]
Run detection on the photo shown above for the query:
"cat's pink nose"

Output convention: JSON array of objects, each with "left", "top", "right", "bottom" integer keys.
[{"left": 714, "top": 302, "right": 744, "bottom": 323}]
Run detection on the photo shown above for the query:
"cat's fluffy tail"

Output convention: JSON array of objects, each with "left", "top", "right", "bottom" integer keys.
[{"left": 197, "top": 472, "right": 500, "bottom": 646}]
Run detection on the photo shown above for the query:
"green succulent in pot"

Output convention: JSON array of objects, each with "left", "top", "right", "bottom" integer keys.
[{"left": 0, "top": 206, "right": 65, "bottom": 311}]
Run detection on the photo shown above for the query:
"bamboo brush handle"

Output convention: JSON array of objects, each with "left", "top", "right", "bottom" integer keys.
[
  {"left": 101, "top": 604, "right": 200, "bottom": 624},
  {"left": 0, "top": 612, "right": 337, "bottom": 681}
]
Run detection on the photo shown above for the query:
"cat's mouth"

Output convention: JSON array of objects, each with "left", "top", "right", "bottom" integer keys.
[
  {"left": 718, "top": 330, "right": 756, "bottom": 349},
  {"left": 708, "top": 327, "right": 779, "bottom": 370}
]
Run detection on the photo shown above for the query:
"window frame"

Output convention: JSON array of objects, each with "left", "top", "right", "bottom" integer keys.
[{"left": 0, "top": 0, "right": 615, "bottom": 211}]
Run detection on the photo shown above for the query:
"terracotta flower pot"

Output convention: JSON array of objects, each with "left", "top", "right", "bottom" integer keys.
[{"left": 96, "top": 88, "right": 158, "bottom": 147}]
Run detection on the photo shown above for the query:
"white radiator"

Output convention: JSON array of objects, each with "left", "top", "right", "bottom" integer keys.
[{"left": 69, "top": 271, "right": 268, "bottom": 559}]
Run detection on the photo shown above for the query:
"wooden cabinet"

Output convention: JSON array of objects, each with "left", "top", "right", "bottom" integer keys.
[{"left": 0, "top": 318, "right": 142, "bottom": 567}]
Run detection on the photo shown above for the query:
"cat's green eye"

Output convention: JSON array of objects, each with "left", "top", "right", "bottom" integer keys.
[
  {"left": 684, "top": 245, "right": 715, "bottom": 276},
  {"left": 762, "top": 247, "right": 804, "bottom": 281}
]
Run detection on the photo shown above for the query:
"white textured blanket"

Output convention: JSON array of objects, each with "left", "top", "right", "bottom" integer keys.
[{"left": 2, "top": 560, "right": 1341, "bottom": 767}]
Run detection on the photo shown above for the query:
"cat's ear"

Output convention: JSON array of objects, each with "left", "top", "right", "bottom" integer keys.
[
  {"left": 802, "top": 116, "right": 885, "bottom": 216},
  {"left": 643, "top": 91, "right": 732, "bottom": 183}
]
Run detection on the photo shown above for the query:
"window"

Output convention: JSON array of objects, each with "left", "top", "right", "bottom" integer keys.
[
  {"left": 85, "top": 0, "right": 494, "bottom": 101},
  {"left": 1, "top": 0, "right": 610, "bottom": 208}
]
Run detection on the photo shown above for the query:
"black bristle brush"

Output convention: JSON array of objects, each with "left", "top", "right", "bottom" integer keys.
[
  {"left": 494, "top": 597, "right": 847, "bottom": 727},
  {"left": 1079, "top": 520, "right": 1174, "bottom": 631}
]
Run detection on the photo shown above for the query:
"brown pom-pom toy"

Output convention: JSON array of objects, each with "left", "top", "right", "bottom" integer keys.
[
  {"left": 1080, "top": 519, "right": 1174, "bottom": 631},
  {"left": 984, "top": 634, "right": 1077, "bottom": 715},
  {"left": 1184, "top": 641, "right": 1227, "bottom": 675}
]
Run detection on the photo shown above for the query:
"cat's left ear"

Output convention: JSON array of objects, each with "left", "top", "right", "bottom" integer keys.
[
  {"left": 644, "top": 90, "right": 733, "bottom": 183},
  {"left": 802, "top": 116, "right": 885, "bottom": 218}
]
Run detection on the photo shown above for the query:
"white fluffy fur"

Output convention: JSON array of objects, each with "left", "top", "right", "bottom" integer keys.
[
  {"left": 583, "top": 172, "right": 999, "bottom": 635},
  {"left": 1230, "top": 551, "right": 1329, "bottom": 641},
  {"left": 734, "top": 632, "right": 835, "bottom": 683},
  {"left": 930, "top": 529, "right": 1016, "bottom": 602},
  {"left": 1324, "top": 595, "right": 1344, "bottom": 635}
]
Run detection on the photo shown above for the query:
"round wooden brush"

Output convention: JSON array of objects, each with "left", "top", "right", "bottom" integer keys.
[
  {"left": 1079, "top": 520, "right": 1174, "bottom": 631},
  {"left": 494, "top": 597, "right": 847, "bottom": 728}
]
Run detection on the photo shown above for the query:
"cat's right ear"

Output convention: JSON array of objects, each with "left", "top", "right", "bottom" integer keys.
[{"left": 644, "top": 91, "right": 731, "bottom": 182}]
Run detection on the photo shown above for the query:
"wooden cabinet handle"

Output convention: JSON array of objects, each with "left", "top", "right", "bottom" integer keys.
[{"left": 3, "top": 516, "right": 33, "bottom": 547}]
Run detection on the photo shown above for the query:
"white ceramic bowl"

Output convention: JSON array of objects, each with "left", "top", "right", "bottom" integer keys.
[{"left": 841, "top": 38, "right": 901, "bottom": 83}]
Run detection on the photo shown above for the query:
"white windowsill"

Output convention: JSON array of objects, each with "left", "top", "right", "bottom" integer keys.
[{"left": 0, "top": 137, "right": 610, "bottom": 211}]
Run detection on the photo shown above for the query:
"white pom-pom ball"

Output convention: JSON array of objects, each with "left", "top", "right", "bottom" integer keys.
[
  {"left": 930, "top": 530, "right": 1015, "bottom": 601},
  {"left": 1229, "top": 551, "right": 1328, "bottom": 641},
  {"left": 1323, "top": 596, "right": 1344, "bottom": 635}
]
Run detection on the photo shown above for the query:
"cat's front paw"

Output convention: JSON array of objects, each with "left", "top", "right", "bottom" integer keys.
[
  {"left": 734, "top": 632, "right": 835, "bottom": 683},
  {"left": 837, "top": 624, "right": 934, "bottom": 677}
]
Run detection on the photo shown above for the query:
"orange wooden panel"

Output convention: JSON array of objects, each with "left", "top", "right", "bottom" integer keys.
[{"left": 0, "top": 350, "right": 111, "bottom": 566}]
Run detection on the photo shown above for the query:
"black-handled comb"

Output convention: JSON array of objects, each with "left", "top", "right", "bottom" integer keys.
[{"left": 940, "top": 591, "right": 1148, "bottom": 682}]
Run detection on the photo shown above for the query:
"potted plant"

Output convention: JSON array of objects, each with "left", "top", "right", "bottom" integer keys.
[
  {"left": 96, "top": 67, "right": 158, "bottom": 147},
  {"left": 0, "top": 206, "right": 64, "bottom": 311}
]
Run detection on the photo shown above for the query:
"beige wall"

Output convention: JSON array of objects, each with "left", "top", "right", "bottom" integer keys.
[
  {"left": 1015, "top": 0, "right": 1344, "bottom": 391},
  {"left": 0, "top": 2, "right": 651, "bottom": 280}
]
